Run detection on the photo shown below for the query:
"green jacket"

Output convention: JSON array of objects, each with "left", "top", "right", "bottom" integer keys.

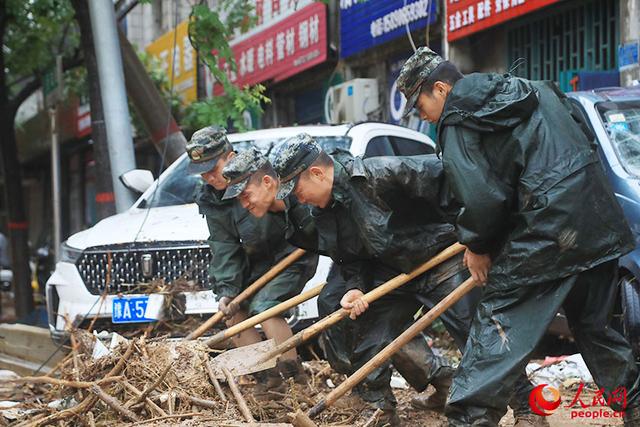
[
  {"left": 437, "top": 72, "right": 634, "bottom": 286},
  {"left": 195, "top": 182, "right": 299, "bottom": 299},
  {"left": 312, "top": 151, "right": 458, "bottom": 291}
]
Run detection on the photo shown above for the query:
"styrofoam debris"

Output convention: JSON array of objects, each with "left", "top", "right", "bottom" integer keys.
[
  {"left": 0, "top": 401, "right": 35, "bottom": 420},
  {"left": 526, "top": 353, "right": 593, "bottom": 389},
  {"left": 0, "top": 371, "right": 19, "bottom": 381},
  {"left": 47, "top": 397, "right": 78, "bottom": 410},
  {"left": 390, "top": 373, "right": 409, "bottom": 389},
  {"left": 92, "top": 336, "right": 110, "bottom": 359}
]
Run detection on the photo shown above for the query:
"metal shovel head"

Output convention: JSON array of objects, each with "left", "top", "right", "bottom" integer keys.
[{"left": 209, "top": 339, "right": 277, "bottom": 379}]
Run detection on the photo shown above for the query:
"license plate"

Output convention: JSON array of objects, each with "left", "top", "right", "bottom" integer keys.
[{"left": 112, "top": 296, "right": 158, "bottom": 324}]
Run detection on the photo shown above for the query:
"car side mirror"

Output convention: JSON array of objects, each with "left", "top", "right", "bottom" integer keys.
[{"left": 120, "top": 169, "right": 154, "bottom": 194}]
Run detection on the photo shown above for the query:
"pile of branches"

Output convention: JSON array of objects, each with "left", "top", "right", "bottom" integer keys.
[{"left": 0, "top": 331, "right": 371, "bottom": 426}]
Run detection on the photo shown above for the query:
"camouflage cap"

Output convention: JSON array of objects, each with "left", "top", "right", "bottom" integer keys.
[
  {"left": 221, "top": 148, "right": 268, "bottom": 200},
  {"left": 397, "top": 47, "right": 444, "bottom": 118},
  {"left": 185, "top": 126, "right": 232, "bottom": 173},
  {"left": 270, "top": 133, "right": 321, "bottom": 200}
]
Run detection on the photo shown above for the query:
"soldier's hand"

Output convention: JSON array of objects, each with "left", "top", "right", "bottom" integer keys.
[
  {"left": 464, "top": 248, "right": 492, "bottom": 285},
  {"left": 218, "top": 296, "right": 239, "bottom": 319},
  {"left": 340, "top": 289, "right": 369, "bottom": 320}
]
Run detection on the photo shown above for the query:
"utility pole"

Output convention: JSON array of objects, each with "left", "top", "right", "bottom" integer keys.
[
  {"left": 44, "top": 56, "right": 63, "bottom": 262},
  {"left": 71, "top": 0, "right": 116, "bottom": 220},
  {"left": 50, "top": 57, "right": 62, "bottom": 262},
  {"left": 88, "top": 0, "right": 136, "bottom": 213}
]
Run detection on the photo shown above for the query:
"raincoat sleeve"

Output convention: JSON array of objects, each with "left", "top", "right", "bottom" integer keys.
[
  {"left": 205, "top": 214, "right": 248, "bottom": 300},
  {"left": 441, "top": 125, "right": 514, "bottom": 254},
  {"left": 340, "top": 259, "right": 373, "bottom": 293}
]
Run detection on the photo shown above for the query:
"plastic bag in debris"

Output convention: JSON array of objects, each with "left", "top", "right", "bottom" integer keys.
[
  {"left": 0, "top": 401, "right": 36, "bottom": 420},
  {"left": 526, "top": 353, "right": 593, "bottom": 389}
]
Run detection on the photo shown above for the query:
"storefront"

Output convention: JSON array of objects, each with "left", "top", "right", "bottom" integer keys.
[
  {"left": 339, "top": 0, "right": 439, "bottom": 128},
  {"left": 446, "top": 0, "right": 622, "bottom": 90},
  {"left": 204, "top": 0, "right": 332, "bottom": 127}
]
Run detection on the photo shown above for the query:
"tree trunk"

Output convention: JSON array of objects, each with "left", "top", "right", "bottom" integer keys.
[
  {"left": 71, "top": 0, "right": 116, "bottom": 220},
  {"left": 0, "top": 2, "right": 34, "bottom": 318}
]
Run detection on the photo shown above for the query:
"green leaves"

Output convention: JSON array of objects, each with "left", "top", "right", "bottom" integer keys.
[
  {"left": 4, "top": 0, "right": 77, "bottom": 99},
  {"left": 187, "top": 1, "right": 268, "bottom": 132}
]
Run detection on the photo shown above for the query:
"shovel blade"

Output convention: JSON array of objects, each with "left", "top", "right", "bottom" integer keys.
[{"left": 209, "top": 339, "right": 277, "bottom": 378}]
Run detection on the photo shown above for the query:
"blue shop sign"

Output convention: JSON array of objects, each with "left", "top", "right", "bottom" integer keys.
[{"left": 340, "top": 0, "right": 438, "bottom": 59}]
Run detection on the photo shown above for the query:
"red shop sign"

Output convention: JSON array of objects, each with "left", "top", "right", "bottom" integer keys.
[
  {"left": 447, "top": 0, "right": 563, "bottom": 42},
  {"left": 215, "top": 2, "right": 327, "bottom": 93}
]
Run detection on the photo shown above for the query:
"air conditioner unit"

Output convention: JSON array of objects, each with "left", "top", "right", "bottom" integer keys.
[{"left": 324, "top": 78, "right": 379, "bottom": 124}]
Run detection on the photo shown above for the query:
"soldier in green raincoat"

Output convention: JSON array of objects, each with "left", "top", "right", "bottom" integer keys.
[
  {"left": 270, "top": 134, "right": 537, "bottom": 426},
  {"left": 186, "top": 127, "right": 318, "bottom": 394},
  {"left": 398, "top": 46, "right": 640, "bottom": 426}
]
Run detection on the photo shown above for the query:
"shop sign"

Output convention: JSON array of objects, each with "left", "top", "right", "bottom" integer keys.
[
  {"left": 146, "top": 20, "right": 197, "bottom": 104},
  {"left": 340, "top": 0, "right": 437, "bottom": 59},
  {"left": 212, "top": 2, "right": 327, "bottom": 94},
  {"left": 447, "top": 0, "right": 562, "bottom": 42}
]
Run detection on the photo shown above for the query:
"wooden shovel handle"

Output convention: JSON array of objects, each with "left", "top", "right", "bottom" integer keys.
[
  {"left": 185, "top": 248, "right": 307, "bottom": 340},
  {"left": 309, "top": 276, "right": 477, "bottom": 417},
  {"left": 258, "top": 243, "right": 465, "bottom": 363},
  {"left": 205, "top": 282, "right": 327, "bottom": 347}
]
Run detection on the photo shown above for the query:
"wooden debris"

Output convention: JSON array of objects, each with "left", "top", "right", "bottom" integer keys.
[
  {"left": 90, "top": 384, "right": 140, "bottom": 422},
  {"left": 223, "top": 366, "right": 255, "bottom": 422},
  {"left": 121, "top": 379, "right": 168, "bottom": 417},
  {"left": 362, "top": 408, "right": 383, "bottom": 427},
  {"left": 128, "top": 361, "right": 172, "bottom": 407},
  {"left": 203, "top": 354, "right": 228, "bottom": 401},
  {"left": 288, "top": 410, "right": 318, "bottom": 427}
]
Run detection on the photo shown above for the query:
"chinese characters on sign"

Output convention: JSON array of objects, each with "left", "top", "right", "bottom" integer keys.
[
  {"left": 213, "top": 2, "right": 327, "bottom": 94},
  {"left": 340, "top": 0, "right": 437, "bottom": 58},
  {"left": 446, "top": 0, "right": 562, "bottom": 42},
  {"left": 146, "top": 20, "right": 197, "bottom": 104}
]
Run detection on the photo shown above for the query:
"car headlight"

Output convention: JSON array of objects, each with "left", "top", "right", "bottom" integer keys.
[{"left": 60, "top": 242, "right": 83, "bottom": 263}]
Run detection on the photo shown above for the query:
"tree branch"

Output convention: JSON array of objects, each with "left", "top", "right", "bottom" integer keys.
[{"left": 8, "top": 53, "right": 84, "bottom": 117}]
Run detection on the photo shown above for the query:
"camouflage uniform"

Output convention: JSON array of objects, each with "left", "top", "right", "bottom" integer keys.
[{"left": 187, "top": 130, "right": 317, "bottom": 317}]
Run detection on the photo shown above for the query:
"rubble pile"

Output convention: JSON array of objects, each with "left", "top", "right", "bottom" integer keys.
[{"left": 0, "top": 330, "right": 382, "bottom": 426}]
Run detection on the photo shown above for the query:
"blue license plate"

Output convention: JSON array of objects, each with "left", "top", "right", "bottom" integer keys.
[{"left": 112, "top": 296, "right": 157, "bottom": 324}]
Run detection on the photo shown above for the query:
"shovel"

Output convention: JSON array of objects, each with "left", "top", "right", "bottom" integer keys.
[
  {"left": 206, "top": 243, "right": 465, "bottom": 378},
  {"left": 185, "top": 248, "right": 307, "bottom": 340},
  {"left": 205, "top": 281, "right": 327, "bottom": 347},
  {"left": 308, "top": 276, "right": 477, "bottom": 418}
]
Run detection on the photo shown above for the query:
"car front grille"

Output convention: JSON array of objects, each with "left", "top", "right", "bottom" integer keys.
[{"left": 76, "top": 242, "right": 211, "bottom": 295}]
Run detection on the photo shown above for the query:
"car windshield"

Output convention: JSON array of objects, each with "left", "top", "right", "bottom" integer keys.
[
  {"left": 139, "top": 135, "right": 352, "bottom": 208},
  {"left": 598, "top": 101, "right": 640, "bottom": 177}
]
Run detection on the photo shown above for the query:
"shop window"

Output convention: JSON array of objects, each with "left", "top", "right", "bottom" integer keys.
[{"left": 507, "top": 0, "right": 618, "bottom": 84}]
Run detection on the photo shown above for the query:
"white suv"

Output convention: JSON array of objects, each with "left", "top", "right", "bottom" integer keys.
[{"left": 46, "top": 123, "right": 435, "bottom": 343}]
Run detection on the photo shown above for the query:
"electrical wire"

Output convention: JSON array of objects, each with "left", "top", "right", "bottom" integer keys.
[{"left": 404, "top": 0, "right": 417, "bottom": 52}]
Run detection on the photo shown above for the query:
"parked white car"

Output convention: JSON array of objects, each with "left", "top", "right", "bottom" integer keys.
[{"left": 45, "top": 123, "right": 436, "bottom": 344}]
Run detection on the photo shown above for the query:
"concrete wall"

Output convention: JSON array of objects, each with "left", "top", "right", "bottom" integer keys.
[{"left": 620, "top": 0, "right": 640, "bottom": 86}]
